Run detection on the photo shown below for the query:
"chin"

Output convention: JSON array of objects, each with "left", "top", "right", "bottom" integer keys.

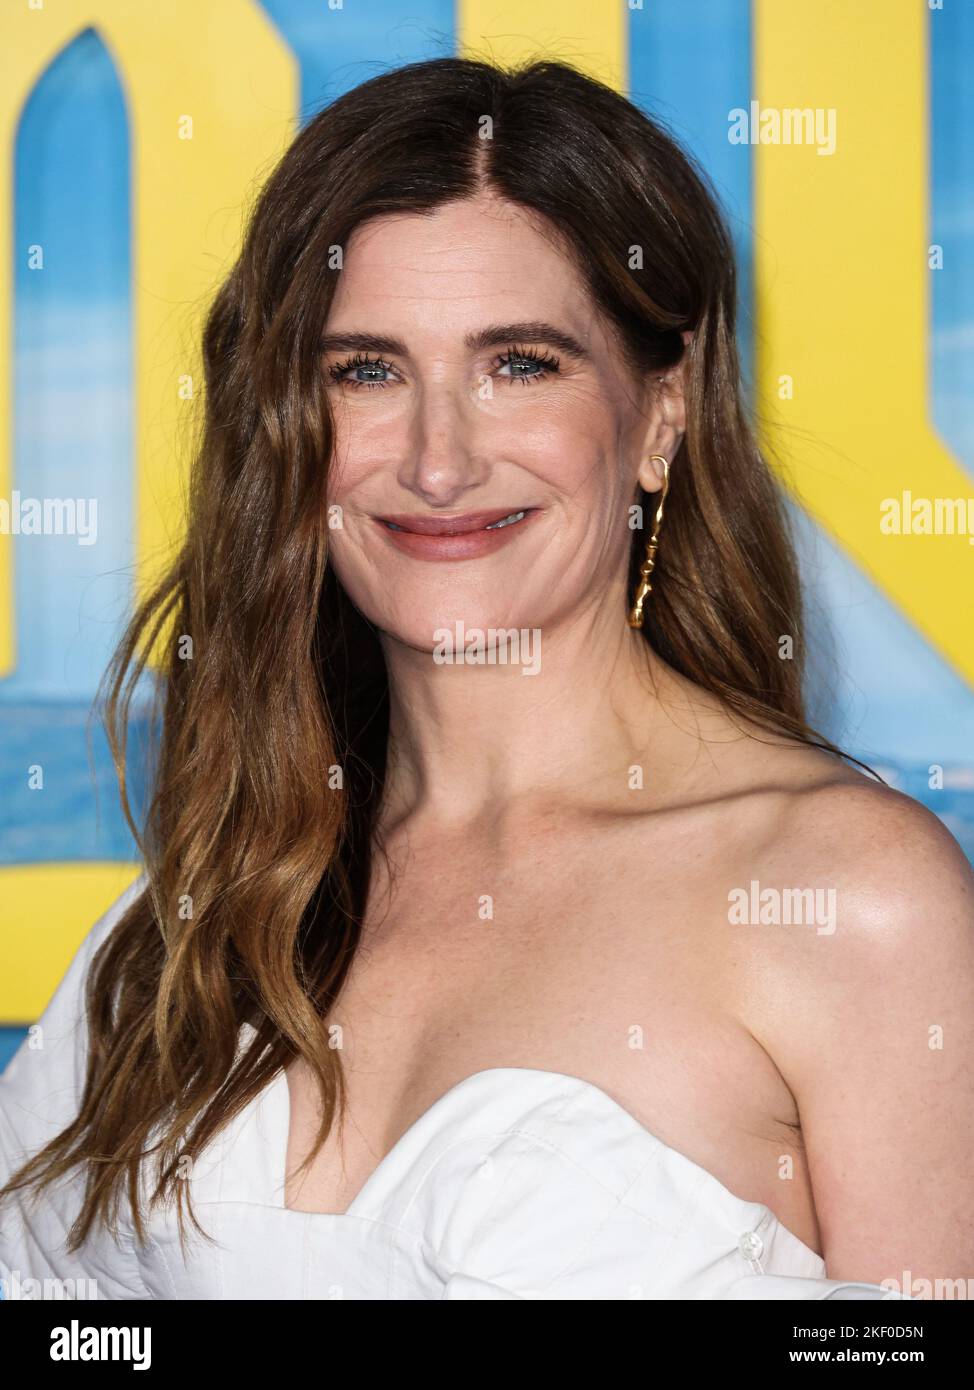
[{"left": 375, "top": 601, "right": 545, "bottom": 662}]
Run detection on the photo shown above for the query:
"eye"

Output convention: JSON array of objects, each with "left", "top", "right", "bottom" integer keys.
[
  {"left": 495, "top": 344, "right": 561, "bottom": 384},
  {"left": 328, "top": 352, "right": 397, "bottom": 389}
]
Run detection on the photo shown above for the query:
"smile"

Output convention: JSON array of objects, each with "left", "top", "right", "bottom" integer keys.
[{"left": 372, "top": 507, "right": 540, "bottom": 560}]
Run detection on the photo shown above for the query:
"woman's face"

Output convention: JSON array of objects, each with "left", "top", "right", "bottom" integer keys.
[{"left": 320, "top": 193, "right": 680, "bottom": 648}]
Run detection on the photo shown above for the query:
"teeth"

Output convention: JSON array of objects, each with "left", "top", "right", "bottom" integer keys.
[{"left": 383, "top": 510, "right": 528, "bottom": 534}]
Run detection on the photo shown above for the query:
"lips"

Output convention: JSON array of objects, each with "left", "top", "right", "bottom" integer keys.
[
  {"left": 376, "top": 508, "right": 533, "bottom": 535},
  {"left": 371, "top": 506, "right": 541, "bottom": 561}
]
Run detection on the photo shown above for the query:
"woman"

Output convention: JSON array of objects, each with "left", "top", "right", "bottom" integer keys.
[{"left": 1, "top": 57, "right": 971, "bottom": 1302}]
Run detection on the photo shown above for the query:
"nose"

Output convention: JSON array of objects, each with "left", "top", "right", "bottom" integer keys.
[{"left": 398, "top": 379, "right": 490, "bottom": 506}]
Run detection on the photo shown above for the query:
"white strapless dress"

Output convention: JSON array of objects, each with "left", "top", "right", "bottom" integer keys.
[{"left": 0, "top": 881, "right": 914, "bottom": 1301}]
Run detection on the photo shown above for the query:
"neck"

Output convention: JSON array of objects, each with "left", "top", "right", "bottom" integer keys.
[{"left": 374, "top": 601, "right": 723, "bottom": 838}]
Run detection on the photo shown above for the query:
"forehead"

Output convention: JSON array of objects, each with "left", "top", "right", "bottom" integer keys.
[{"left": 326, "top": 195, "right": 599, "bottom": 332}]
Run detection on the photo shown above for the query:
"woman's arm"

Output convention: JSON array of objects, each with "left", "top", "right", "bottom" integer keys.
[{"left": 756, "top": 784, "right": 974, "bottom": 1296}]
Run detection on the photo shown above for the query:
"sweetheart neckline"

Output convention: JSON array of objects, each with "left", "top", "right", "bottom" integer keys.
[{"left": 265, "top": 1061, "right": 825, "bottom": 1269}]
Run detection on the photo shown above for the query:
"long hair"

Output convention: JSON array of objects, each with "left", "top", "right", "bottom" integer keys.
[{"left": 1, "top": 57, "right": 862, "bottom": 1252}]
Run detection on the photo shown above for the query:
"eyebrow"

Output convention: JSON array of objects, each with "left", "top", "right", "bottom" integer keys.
[{"left": 318, "top": 321, "right": 590, "bottom": 360}]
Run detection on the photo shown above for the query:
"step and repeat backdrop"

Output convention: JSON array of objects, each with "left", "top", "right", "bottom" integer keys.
[{"left": 1, "top": 0, "right": 972, "bottom": 1064}]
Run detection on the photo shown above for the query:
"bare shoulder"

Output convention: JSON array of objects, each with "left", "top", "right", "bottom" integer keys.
[
  {"left": 711, "top": 743, "right": 974, "bottom": 1284},
  {"left": 741, "top": 749, "right": 973, "bottom": 942},
  {"left": 657, "top": 666, "right": 973, "bottom": 932},
  {"left": 693, "top": 713, "right": 968, "bottom": 897},
  {"left": 697, "top": 732, "right": 974, "bottom": 1026}
]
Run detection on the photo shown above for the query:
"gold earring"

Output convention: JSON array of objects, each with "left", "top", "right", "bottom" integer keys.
[{"left": 627, "top": 456, "right": 670, "bottom": 629}]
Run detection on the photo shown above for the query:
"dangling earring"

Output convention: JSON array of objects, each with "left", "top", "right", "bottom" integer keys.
[{"left": 627, "top": 456, "right": 670, "bottom": 629}]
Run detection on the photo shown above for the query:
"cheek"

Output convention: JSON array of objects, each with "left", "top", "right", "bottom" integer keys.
[
  {"left": 325, "top": 402, "right": 395, "bottom": 496},
  {"left": 323, "top": 515, "right": 380, "bottom": 610},
  {"left": 505, "top": 399, "right": 632, "bottom": 503}
]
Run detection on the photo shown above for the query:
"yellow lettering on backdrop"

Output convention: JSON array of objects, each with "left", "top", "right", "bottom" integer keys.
[
  {"left": 755, "top": 0, "right": 973, "bottom": 686},
  {"left": 0, "top": 863, "right": 142, "bottom": 1019},
  {"left": 0, "top": 2, "right": 296, "bottom": 1020}
]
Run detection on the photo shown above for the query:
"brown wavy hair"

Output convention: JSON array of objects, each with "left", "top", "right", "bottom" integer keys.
[{"left": 1, "top": 56, "right": 865, "bottom": 1253}]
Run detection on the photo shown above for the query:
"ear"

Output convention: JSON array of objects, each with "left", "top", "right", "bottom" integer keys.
[{"left": 636, "top": 330, "right": 693, "bottom": 494}]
